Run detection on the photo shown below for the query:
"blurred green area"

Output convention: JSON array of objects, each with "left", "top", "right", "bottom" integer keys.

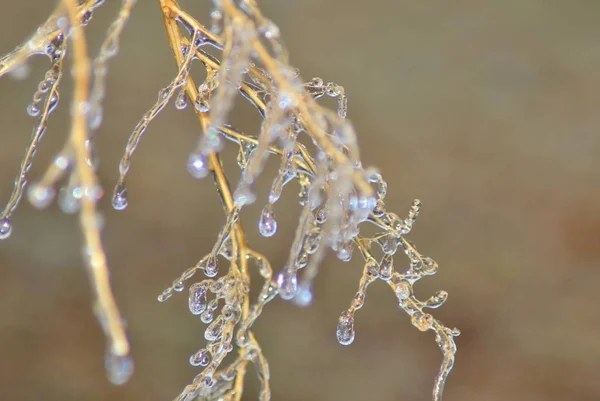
[{"left": 0, "top": 1, "right": 599, "bottom": 400}]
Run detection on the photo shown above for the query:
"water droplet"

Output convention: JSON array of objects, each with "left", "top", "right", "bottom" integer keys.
[
  {"left": 27, "top": 183, "right": 54, "bottom": 209},
  {"left": 157, "top": 290, "right": 172, "bottom": 302},
  {"left": 304, "top": 230, "right": 321, "bottom": 254},
  {"left": 293, "top": 283, "right": 313, "bottom": 306},
  {"left": 336, "top": 242, "right": 353, "bottom": 262},
  {"left": 379, "top": 234, "right": 398, "bottom": 255},
  {"left": 258, "top": 204, "right": 277, "bottom": 237},
  {"left": 336, "top": 311, "right": 355, "bottom": 345},
  {"left": 112, "top": 184, "right": 128, "bottom": 211},
  {"left": 233, "top": 183, "right": 256, "bottom": 206},
  {"left": 395, "top": 281, "right": 412, "bottom": 301},
  {"left": 261, "top": 20, "right": 280, "bottom": 39},
  {"left": 0, "top": 217, "right": 12, "bottom": 240},
  {"left": 308, "top": 77, "right": 323, "bottom": 87},
  {"left": 194, "top": 94, "right": 210, "bottom": 112},
  {"left": 205, "top": 316, "right": 224, "bottom": 341},
  {"left": 58, "top": 187, "right": 80, "bottom": 214},
  {"left": 26, "top": 103, "right": 40, "bottom": 117},
  {"left": 105, "top": 350, "right": 134, "bottom": 385},
  {"left": 365, "top": 259, "right": 379, "bottom": 278},
  {"left": 187, "top": 152, "right": 209, "bottom": 179},
  {"left": 201, "top": 255, "right": 218, "bottom": 278},
  {"left": 379, "top": 254, "right": 393, "bottom": 280},
  {"left": 295, "top": 252, "right": 308, "bottom": 269},
  {"left": 81, "top": 10, "right": 93, "bottom": 25},
  {"left": 277, "top": 270, "right": 297, "bottom": 300},
  {"left": 175, "top": 90, "right": 188, "bottom": 110},
  {"left": 189, "top": 284, "right": 207, "bottom": 315},
  {"left": 425, "top": 290, "right": 448, "bottom": 309},
  {"left": 189, "top": 349, "right": 211, "bottom": 367},
  {"left": 200, "top": 309, "right": 214, "bottom": 324},
  {"left": 207, "top": 299, "right": 219, "bottom": 311},
  {"left": 412, "top": 313, "right": 433, "bottom": 332},
  {"left": 353, "top": 289, "right": 367, "bottom": 307},
  {"left": 312, "top": 209, "right": 325, "bottom": 226}
]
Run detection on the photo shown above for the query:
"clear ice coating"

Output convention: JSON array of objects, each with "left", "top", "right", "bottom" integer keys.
[
  {"left": 336, "top": 311, "right": 355, "bottom": 345},
  {"left": 258, "top": 204, "right": 277, "bottom": 237},
  {"left": 0, "top": 217, "right": 12, "bottom": 240},
  {"left": 105, "top": 350, "right": 134, "bottom": 386},
  {"left": 189, "top": 284, "right": 208, "bottom": 315}
]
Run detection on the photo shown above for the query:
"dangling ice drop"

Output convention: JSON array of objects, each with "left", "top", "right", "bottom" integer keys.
[{"left": 258, "top": 204, "right": 277, "bottom": 237}]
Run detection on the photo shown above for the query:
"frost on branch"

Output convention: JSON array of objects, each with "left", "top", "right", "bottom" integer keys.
[{"left": 0, "top": 0, "right": 459, "bottom": 400}]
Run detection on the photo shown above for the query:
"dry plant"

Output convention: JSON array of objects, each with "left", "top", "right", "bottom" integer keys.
[{"left": 0, "top": 1, "right": 460, "bottom": 400}]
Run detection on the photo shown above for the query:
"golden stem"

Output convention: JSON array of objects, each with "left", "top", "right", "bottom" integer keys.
[{"left": 64, "top": 0, "right": 129, "bottom": 356}]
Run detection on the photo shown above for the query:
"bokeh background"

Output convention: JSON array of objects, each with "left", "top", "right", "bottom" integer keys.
[{"left": 1, "top": 1, "right": 599, "bottom": 400}]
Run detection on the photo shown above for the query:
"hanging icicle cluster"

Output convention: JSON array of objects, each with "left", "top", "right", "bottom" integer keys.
[{"left": 0, "top": 1, "right": 459, "bottom": 400}]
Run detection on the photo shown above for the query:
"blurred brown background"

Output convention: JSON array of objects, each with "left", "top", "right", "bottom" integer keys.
[{"left": 1, "top": 1, "right": 599, "bottom": 400}]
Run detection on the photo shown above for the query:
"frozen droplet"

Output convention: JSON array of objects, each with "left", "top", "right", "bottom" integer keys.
[
  {"left": 412, "top": 313, "right": 433, "bottom": 332},
  {"left": 295, "top": 252, "right": 308, "bottom": 269},
  {"left": 27, "top": 183, "right": 54, "bottom": 209},
  {"left": 379, "top": 254, "right": 393, "bottom": 280},
  {"left": 187, "top": 152, "right": 209, "bottom": 179},
  {"left": 425, "top": 290, "right": 448, "bottom": 309},
  {"left": 422, "top": 257, "right": 438, "bottom": 275},
  {"left": 105, "top": 350, "right": 134, "bottom": 385},
  {"left": 314, "top": 208, "right": 327, "bottom": 224},
  {"left": 303, "top": 230, "right": 321, "bottom": 254},
  {"left": 352, "top": 292, "right": 365, "bottom": 309},
  {"left": 204, "top": 316, "right": 224, "bottom": 341},
  {"left": 200, "top": 309, "right": 214, "bottom": 324},
  {"left": 0, "top": 217, "right": 12, "bottom": 240},
  {"left": 365, "top": 259, "right": 379, "bottom": 278},
  {"left": 157, "top": 290, "right": 172, "bottom": 302},
  {"left": 194, "top": 94, "right": 210, "bottom": 112},
  {"left": 336, "top": 242, "right": 353, "bottom": 262},
  {"left": 261, "top": 20, "right": 280, "bottom": 39},
  {"left": 379, "top": 234, "right": 398, "bottom": 255},
  {"left": 201, "top": 256, "right": 218, "bottom": 278},
  {"left": 233, "top": 184, "right": 256, "bottom": 206},
  {"left": 173, "top": 281, "right": 184, "bottom": 292},
  {"left": 293, "top": 283, "right": 313, "bottom": 306},
  {"left": 395, "top": 281, "right": 412, "bottom": 301},
  {"left": 175, "top": 90, "right": 188, "bottom": 110},
  {"left": 308, "top": 77, "right": 323, "bottom": 88},
  {"left": 189, "top": 349, "right": 211, "bottom": 367},
  {"left": 112, "top": 184, "right": 128, "bottom": 211},
  {"left": 258, "top": 204, "right": 277, "bottom": 237},
  {"left": 26, "top": 103, "right": 40, "bottom": 117},
  {"left": 373, "top": 199, "right": 385, "bottom": 217},
  {"left": 207, "top": 299, "right": 219, "bottom": 311},
  {"left": 277, "top": 270, "right": 297, "bottom": 300},
  {"left": 220, "top": 238, "right": 233, "bottom": 260},
  {"left": 189, "top": 284, "right": 207, "bottom": 315},
  {"left": 336, "top": 311, "right": 355, "bottom": 345}
]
